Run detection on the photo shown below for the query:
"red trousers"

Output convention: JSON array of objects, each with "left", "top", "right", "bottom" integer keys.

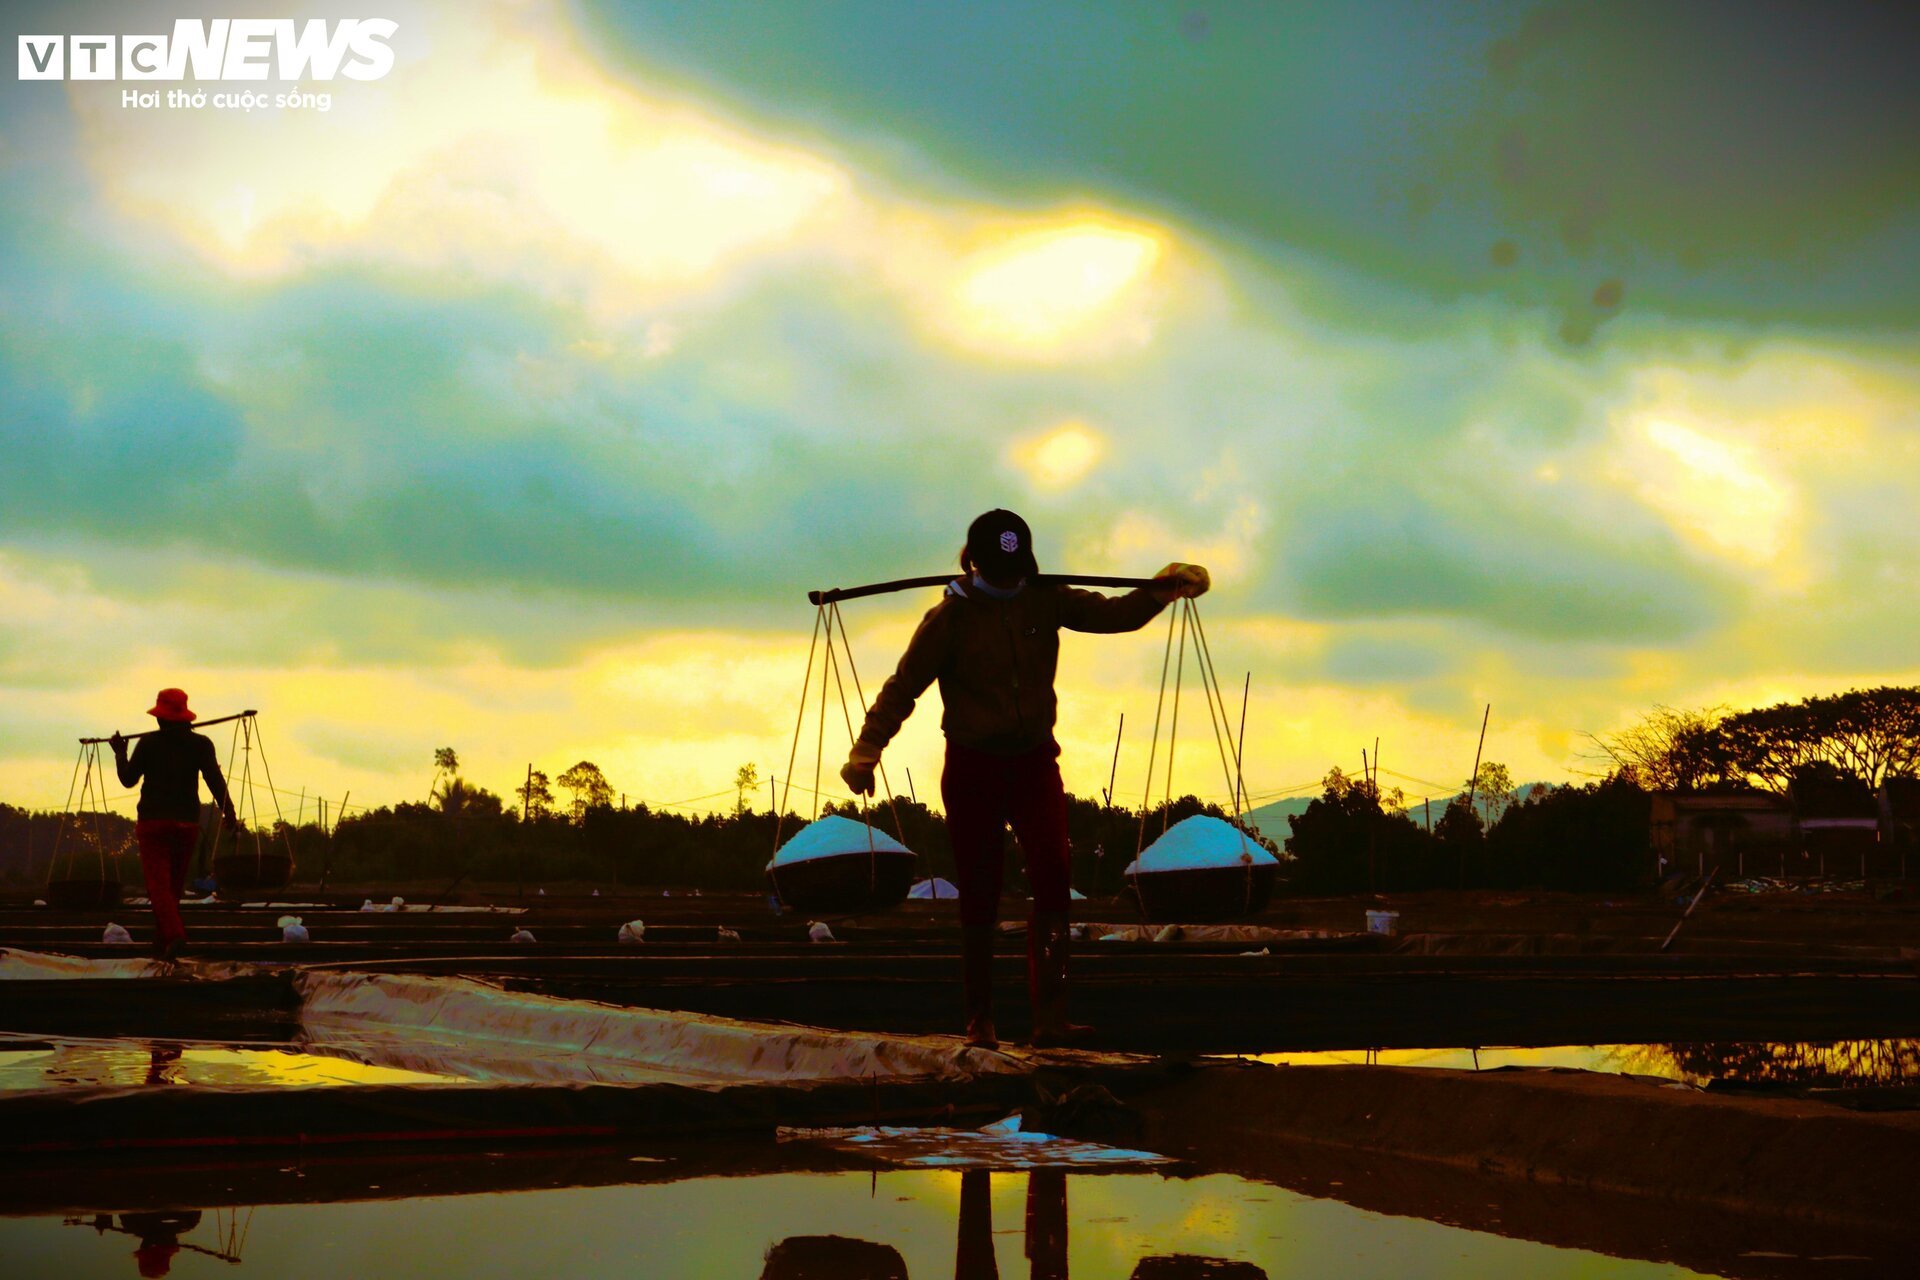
[
  {"left": 135, "top": 820, "right": 197, "bottom": 946},
  {"left": 942, "top": 739, "right": 1071, "bottom": 928}
]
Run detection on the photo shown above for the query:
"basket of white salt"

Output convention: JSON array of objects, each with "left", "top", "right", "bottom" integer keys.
[
  {"left": 1124, "top": 814, "right": 1279, "bottom": 922},
  {"left": 766, "top": 814, "right": 917, "bottom": 915}
]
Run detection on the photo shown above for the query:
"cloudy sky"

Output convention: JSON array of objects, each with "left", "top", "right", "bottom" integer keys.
[{"left": 3, "top": 0, "right": 1917, "bottom": 822}]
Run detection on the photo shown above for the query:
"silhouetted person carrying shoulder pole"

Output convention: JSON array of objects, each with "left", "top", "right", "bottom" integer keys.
[
  {"left": 842, "top": 510, "right": 1208, "bottom": 1048},
  {"left": 111, "top": 688, "right": 237, "bottom": 961}
]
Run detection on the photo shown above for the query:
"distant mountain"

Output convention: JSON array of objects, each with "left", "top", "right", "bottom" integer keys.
[
  {"left": 1243, "top": 782, "right": 1556, "bottom": 842},
  {"left": 1243, "top": 796, "right": 1314, "bottom": 840}
]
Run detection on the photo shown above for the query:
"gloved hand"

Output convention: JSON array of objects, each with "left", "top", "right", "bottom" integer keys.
[
  {"left": 840, "top": 740, "right": 882, "bottom": 797},
  {"left": 1152, "top": 562, "right": 1211, "bottom": 602}
]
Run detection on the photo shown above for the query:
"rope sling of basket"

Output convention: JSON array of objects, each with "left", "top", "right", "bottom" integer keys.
[
  {"left": 772, "top": 595, "right": 1258, "bottom": 908},
  {"left": 1133, "top": 598, "right": 1261, "bottom": 915},
  {"left": 51, "top": 711, "right": 295, "bottom": 889},
  {"left": 773, "top": 601, "right": 907, "bottom": 891}
]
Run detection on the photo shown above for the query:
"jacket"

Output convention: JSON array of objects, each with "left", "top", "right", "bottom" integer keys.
[
  {"left": 116, "top": 725, "right": 234, "bottom": 823},
  {"left": 856, "top": 579, "right": 1167, "bottom": 757}
]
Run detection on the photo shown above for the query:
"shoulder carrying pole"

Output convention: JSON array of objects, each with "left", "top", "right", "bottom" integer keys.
[
  {"left": 808, "top": 574, "right": 1158, "bottom": 605},
  {"left": 82, "top": 710, "right": 258, "bottom": 744}
]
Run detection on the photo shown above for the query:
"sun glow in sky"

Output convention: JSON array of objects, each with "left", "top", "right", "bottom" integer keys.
[
  {"left": 945, "top": 221, "right": 1164, "bottom": 356},
  {"left": 3, "top": 0, "right": 1919, "bottom": 820},
  {"left": 1626, "top": 416, "right": 1796, "bottom": 571}
]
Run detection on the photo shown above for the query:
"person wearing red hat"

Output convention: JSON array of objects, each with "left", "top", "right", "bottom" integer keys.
[
  {"left": 842, "top": 510, "right": 1208, "bottom": 1048},
  {"left": 111, "top": 689, "right": 237, "bottom": 961}
]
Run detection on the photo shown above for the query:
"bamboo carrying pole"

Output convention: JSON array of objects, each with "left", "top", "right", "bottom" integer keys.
[
  {"left": 808, "top": 573, "right": 1160, "bottom": 605},
  {"left": 81, "top": 710, "right": 258, "bottom": 743}
]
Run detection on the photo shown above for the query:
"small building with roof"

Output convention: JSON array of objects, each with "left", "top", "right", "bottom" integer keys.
[
  {"left": 1789, "top": 775, "right": 1880, "bottom": 877},
  {"left": 1649, "top": 790, "right": 1793, "bottom": 879}
]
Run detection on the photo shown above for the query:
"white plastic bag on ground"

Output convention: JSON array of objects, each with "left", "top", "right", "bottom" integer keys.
[
  {"left": 101, "top": 922, "right": 133, "bottom": 944},
  {"left": 510, "top": 928, "right": 536, "bottom": 943},
  {"left": 281, "top": 919, "right": 310, "bottom": 943},
  {"left": 617, "top": 920, "right": 646, "bottom": 944},
  {"left": 808, "top": 921, "right": 836, "bottom": 943}
]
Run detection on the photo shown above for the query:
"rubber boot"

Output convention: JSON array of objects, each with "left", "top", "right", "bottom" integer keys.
[
  {"left": 1027, "top": 910, "right": 1091, "bottom": 1047},
  {"left": 961, "top": 921, "right": 999, "bottom": 1049}
]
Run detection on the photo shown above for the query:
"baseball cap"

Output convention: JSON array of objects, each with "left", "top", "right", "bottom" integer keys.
[{"left": 965, "top": 509, "right": 1038, "bottom": 581}]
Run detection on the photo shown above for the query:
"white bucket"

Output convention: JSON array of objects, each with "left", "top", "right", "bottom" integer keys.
[{"left": 1364, "top": 909, "right": 1400, "bottom": 936}]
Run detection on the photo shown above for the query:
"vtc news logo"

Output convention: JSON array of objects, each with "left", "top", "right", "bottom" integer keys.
[{"left": 18, "top": 18, "right": 398, "bottom": 81}]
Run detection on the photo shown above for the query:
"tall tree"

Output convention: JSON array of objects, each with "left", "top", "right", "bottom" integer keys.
[
  {"left": 1470, "top": 761, "right": 1517, "bottom": 826},
  {"left": 556, "top": 761, "right": 614, "bottom": 821},
  {"left": 1715, "top": 688, "right": 1920, "bottom": 792},
  {"left": 734, "top": 763, "right": 760, "bottom": 817},
  {"left": 1590, "top": 706, "right": 1727, "bottom": 790},
  {"left": 516, "top": 770, "right": 554, "bottom": 820},
  {"left": 430, "top": 746, "right": 461, "bottom": 805}
]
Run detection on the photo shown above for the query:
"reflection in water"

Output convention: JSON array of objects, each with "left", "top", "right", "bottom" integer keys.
[
  {"left": 1618, "top": 1039, "right": 1920, "bottom": 1089},
  {"left": 1025, "top": 1171, "right": 1068, "bottom": 1280},
  {"left": 67, "top": 1211, "right": 217, "bottom": 1278},
  {"left": 1255, "top": 1039, "right": 1920, "bottom": 1087},
  {"left": 1129, "top": 1259, "right": 1268, "bottom": 1280},
  {"left": 120, "top": 1212, "right": 200, "bottom": 1279},
  {"left": 13, "top": 1165, "right": 1784, "bottom": 1279},
  {"left": 955, "top": 1170, "right": 997, "bottom": 1280},
  {"left": 0, "top": 1043, "right": 465, "bottom": 1091},
  {"left": 144, "top": 1045, "right": 183, "bottom": 1086},
  {"left": 761, "top": 1234, "right": 908, "bottom": 1280}
]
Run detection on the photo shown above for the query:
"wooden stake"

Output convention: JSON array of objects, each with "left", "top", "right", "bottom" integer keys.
[
  {"left": 520, "top": 763, "right": 532, "bottom": 904},
  {"left": 1660, "top": 866, "right": 1719, "bottom": 952},
  {"left": 1462, "top": 704, "right": 1490, "bottom": 888},
  {"left": 1235, "top": 675, "right": 1251, "bottom": 815}
]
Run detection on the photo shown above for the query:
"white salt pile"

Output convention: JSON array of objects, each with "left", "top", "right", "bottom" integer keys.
[
  {"left": 1126, "top": 815, "right": 1278, "bottom": 876},
  {"left": 771, "top": 815, "right": 911, "bottom": 867}
]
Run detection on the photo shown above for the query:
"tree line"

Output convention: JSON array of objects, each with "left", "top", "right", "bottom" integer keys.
[{"left": 6, "top": 686, "right": 1913, "bottom": 896}]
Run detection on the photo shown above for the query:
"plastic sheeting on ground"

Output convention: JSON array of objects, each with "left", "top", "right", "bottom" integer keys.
[
  {"left": 1081, "top": 925, "right": 1359, "bottom": 944},
  {"left": 1125, "top": 815, "right": 1278, "bottom": 875},
  {"left": 0, "top": 948, "right": 164, "bottom": 981},
  {"left": 296, "top": 970, "right": 1027, "bottom": 1087},
  {"left": 771, "top": 814, "right": 912, "bottom": 867},
  {"left": 776, "top": 1122, "right": 1174, "bottom": 1169}
]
